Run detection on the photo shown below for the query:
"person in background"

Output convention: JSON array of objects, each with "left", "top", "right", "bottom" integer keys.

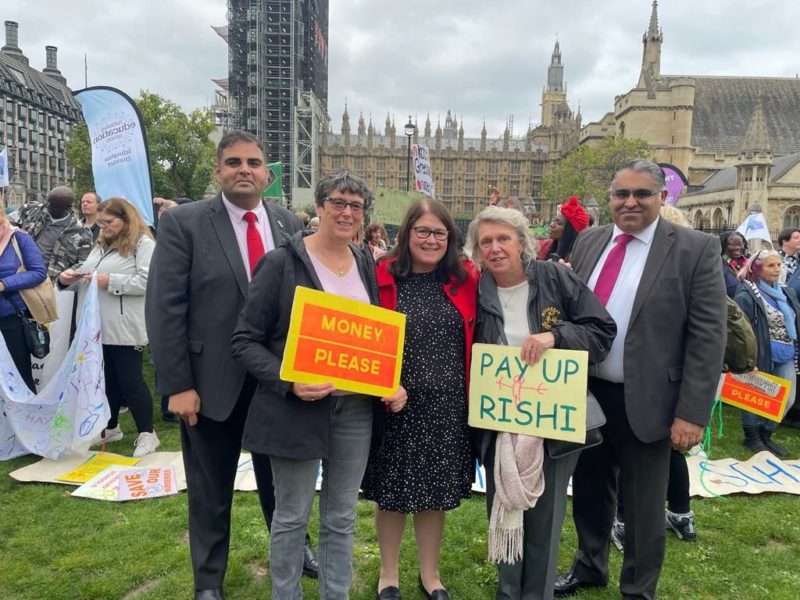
[
  {"left": 146, "top": 131, "right": 308, "bottom": 600},
  {"left": 537, "top": 197, "right": 589, "bottom": 262},
  {"left": 231, "top": 171, "right": 406, "bottom": 599},
  {"left": 365, "top": 222, "right": 389, "bottom": 260},
  {"left": 80, "top": 191, "right": 101, "bottom": 241},
  {"left": 468, "top": 205, "right": 615, "bottom": 600},
  {"left": 362, "top": 200, "right": 478, "bottom": 600},
  {"left": 734, "top": 250, "right": 799, "bottom": 457},
  {"left": 0, "top": 211, "right": 47, "bottom": 392},
  {"left": 308, "top": 216, "right": 320, "bottom": 232},
  {"left": 15, "top": 186, "right": 94, "bottom": 280},
  {"left": 58, "top": 197, "right": 159, "bottom": 457},
  {"left": 720, "top": 231, "right": 748, "bottom": 298},
  {"left": 778, "top": 227, "right": 800, "bottom": 282},
  {"left": 294, "top": 210, "right": 310, "bottom": 228}
]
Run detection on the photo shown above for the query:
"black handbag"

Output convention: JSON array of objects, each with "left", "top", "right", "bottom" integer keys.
[
  {"left": 19, "top": 312, "right": 50, "bottom": 359},
  {"left": 546, "top": 391, "right": 606, "bottom": 458}
]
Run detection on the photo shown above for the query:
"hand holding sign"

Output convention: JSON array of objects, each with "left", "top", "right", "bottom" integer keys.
[
  {"left": 292, "top": 381, "right": 336, "bottom": 401},
  {"left": 381, "top": 385, "right": 407, "bottom": 413},
  {"left": 520, "top": 332, "right": 555, "bottom": 366}
]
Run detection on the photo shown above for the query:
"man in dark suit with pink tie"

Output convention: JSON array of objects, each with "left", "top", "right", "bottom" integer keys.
[{"left": 555, "top": 159, "right": 726, "bottom": 600}]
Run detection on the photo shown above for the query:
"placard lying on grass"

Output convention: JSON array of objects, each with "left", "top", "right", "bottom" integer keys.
[
  {"left": 469, "top": 344, "right": 588, "bottom": 443},
  {"left": 280, "top": 287, "right": 405, "bottom": 397},
  {"left": 72, "top": 465, "right": 178, "bottom": 502},
  {"left": 56, "top": 452, "right": 140, "bottom": 484},
  {"left": 717, "top": 371, "right": 791, "bottom": 422}
]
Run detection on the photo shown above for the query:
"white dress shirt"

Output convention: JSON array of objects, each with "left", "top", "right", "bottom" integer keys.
[
  {"left": 588, "top": 217, "right": 660, "bottom": 382},
  {"left": 221, "top": 194, "right": 277, "bottom": 281}
]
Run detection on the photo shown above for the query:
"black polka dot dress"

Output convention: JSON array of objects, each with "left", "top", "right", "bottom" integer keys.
[{"left": 362, "top": 271, "right": 473, "bottom": 513}]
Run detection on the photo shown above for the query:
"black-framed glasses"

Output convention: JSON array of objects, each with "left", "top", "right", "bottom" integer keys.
[
  {"left": 325, "top": 197, "right": 365, "bottom": 214},
  {"left": 611, "top": 188, "right": 659, "bottom": 200},
  {"left": 412, "top": 226, "right": 449, "bottom": 241}
]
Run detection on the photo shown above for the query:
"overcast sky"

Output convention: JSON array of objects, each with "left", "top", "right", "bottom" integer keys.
[{"left": 6, "top": 1, "right": 799, "bottom": 139}]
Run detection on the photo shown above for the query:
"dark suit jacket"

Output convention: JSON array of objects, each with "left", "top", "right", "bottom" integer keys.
[
  {"left": 570, "top": 219, "right": 726, "bottom": 443},
  {"left": 145, "top": 194, "right": 302, "bottom": 422}
]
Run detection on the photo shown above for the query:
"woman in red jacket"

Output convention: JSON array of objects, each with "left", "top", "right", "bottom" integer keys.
[{"left": 362, "top": 199, "right": 478, "bottom": 600}]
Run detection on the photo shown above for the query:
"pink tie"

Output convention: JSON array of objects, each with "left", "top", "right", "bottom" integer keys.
[{"left": 593, "top": 234, "right": 635, "bottom": 306}]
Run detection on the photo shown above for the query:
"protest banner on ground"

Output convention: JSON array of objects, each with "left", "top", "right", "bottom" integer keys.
[
  {"left": 71, "top": 464, "right": 178, "bottom": 502},
  {"left": 280, "top": 287, "right": 405, "bottom": 397},
  {"left": 717, "top": 371, "right": 791, "bottom": 422},
  {"left": 56, "top": 452, "right": 140, "bottom": 484},
  {"left": 0, "top": 278, "right": 108, "bottom": 461},
  {"left": 688, "top": 452, "right": 800, "bottom": 497},
  {"left": 412, "top": 144, "right": 435, "bottom": 199},
  {"left": 468, "top": 345, "right": 588, "bottom": 442}
]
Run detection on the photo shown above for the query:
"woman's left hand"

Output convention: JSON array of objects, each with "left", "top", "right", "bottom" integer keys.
[
  {"left": 520, "top": 332, "right": 556, "bottom": 366},
  {"left": 381, "top": 385, "right": 407, "bottom": 413},
  {"left": 96, "top": 273, "right": 110, "bottom": 289}
]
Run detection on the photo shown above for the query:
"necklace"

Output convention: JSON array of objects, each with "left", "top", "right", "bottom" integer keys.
[{"left": 310, "top": 242, "right": 353, "bottom": 277}]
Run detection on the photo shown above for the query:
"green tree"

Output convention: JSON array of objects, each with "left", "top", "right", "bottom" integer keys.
[
  {"left": 541, "top": 137, "right": 652, "bottom": 224},
  {"left": 65, "top": 91, "right": 216, "bottom": 201}
]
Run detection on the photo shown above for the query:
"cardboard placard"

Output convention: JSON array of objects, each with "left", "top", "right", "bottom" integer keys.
[
  {"left": 468, "top": 344, "right": 588, "bottom": 442},
  {"left": 717, "top": 371, "right": 791, "bottom": 422},
  {"left": 280, "top": 287, "right": 405, "bottom": 397}
]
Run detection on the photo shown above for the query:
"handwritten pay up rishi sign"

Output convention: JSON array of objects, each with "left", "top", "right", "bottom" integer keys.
[
  {"left": 468, "top": 344, "right": 589, "bottom": 442},
  {"left": 280, "top": 287, "right": 406, "bottom": 397}
]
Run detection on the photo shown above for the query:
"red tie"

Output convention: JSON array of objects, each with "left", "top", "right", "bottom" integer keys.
[
  {"left": 593, "top": 233, "right": 635, "bottom": 306},
  {"left": 243, "top": 211, "right": 265, "bottom": 277}
]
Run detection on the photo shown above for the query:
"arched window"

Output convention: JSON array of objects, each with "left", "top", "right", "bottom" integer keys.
[
  {"left": 693, "top": 210, "right": 704, "bottom": 229},
  {"left": 712, "top": 208, "right": 724, "bottom": 229},
  {"left": 784, "top": 205, "right": 800, "bottom": 229}
]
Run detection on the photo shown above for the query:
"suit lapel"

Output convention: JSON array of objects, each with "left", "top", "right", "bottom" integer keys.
[
  {"left": 208, "top": 195, "right": 249, "bottom": 297},
  {"left": 264, "top": 202, "right": 290, "bottom": 250},
  {"left": 575, "top": 226, "right": 613, "bottom": 281},
  {"left": 629, "top": 219, "right": 675, "bottom": 326}
]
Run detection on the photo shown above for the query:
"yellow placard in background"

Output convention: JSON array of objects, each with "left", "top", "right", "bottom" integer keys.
[
  {"left": 469, "top": 344, "right": 588, "bottom": 442},
  {"left": 280, "top": 287, "right": 406, "bottom": 397},
  {"left": 56, "top": 452, "right": 140, "bottom": 484}
]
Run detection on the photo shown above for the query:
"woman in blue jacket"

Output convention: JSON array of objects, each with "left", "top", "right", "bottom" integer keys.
[{"left": 0, "top": 212, "right": 47, "bottom": 391}]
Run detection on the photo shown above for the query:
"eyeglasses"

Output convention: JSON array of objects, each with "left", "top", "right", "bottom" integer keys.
[
  {"left": 412, "top": 226, "right": 449, "bottom": 241},
  {"left": 325, "top": 197, "right": 365, "bottom": 214},
  {"left": 611, "top": 188, "right": 659, "bottom": 200}
]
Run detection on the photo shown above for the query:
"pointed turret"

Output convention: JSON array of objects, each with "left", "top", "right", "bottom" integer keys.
[
  {"left": 367, "top": 116, "right": 374, "bottom": 149},
  {"left": 503, "top": 123, "right": 510, "bottom": 152},
  {"left": 638, "top": 1, "right": 663, "bottom": 94},
  {"left": 357, "top": 111, "right": 366, "bottom": 137},
  {"left": 342, "top": 104, "right": 351, "bottom": 145},
  {"left": 740, "top": 95, "right": 770, "bottom": 154},
  {"left": 435, "top": 118, "right": 442, "bottom": 150},
  {"left": 547, "top": 39, "right": 564, "bottom": 92},
  {"left": 458, "top": 120, "right": 464, "bottom": 151},
  {"left": 480, "top": 119, "right": 487, "bottom": 151},
  {"left": 424, "top": 114, "right": 431, "bottom": 139},
  {"left": 385, "top": 113, "right": 392, "bottom": 136},
  {"left": 735, "top": 94, "right": 773, "bottom": 224}
]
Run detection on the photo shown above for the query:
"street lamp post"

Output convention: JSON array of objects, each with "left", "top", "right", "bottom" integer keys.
[{"left": 404, "top": 116, "right": 415, "bottom": 192}]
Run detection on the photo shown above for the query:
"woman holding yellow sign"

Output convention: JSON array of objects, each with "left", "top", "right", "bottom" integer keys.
[
  {"left": 231, "top": 171, "right": 406, "bottom": 600},
  {"left": 466, "top": 206, "right": 615, "bottom": 600},
  {"left": 362, "top": 199, "right": 478, "bottom": 600}
]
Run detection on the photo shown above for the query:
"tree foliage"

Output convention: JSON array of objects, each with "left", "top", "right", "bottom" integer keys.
[
  {"left": 66, "top": 91, "right": 217, "bottom": 201},
  {"left": 541, "top": 137, "right": 652, "bottom": 223}
]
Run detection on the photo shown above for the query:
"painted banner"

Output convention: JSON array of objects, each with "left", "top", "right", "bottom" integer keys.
[
  {"left": 688, "top": 452, "right": 800, "bottom": 498},
  {"left": 74, "top": 87, "right": 154, "bottom": 226},
  {"left": 0, "top": 278, "right": 108, "bottom": 460},
  {"left": 412, "top": 144, "right": 435, "bottom": 199},
  {"left": 659, "top": 163, "right": 688, "bottom": 207},
  {"left": 56, "top": 452, "right": 139, "bottom": 484},
  {"left": 468, "top": 345, "right": 588, "bottom": 442},
  {"left": 717, "top": 371, "right": 791, "bottom": 422},
  {"left": 71, "top": 464, "right": 178, "bottom": 502},
  {"left": 280, "top": 287, "right": 405, "bottom": 397},
  {"left": 31, "top": 289, "right": 76, "bottom": 391}
]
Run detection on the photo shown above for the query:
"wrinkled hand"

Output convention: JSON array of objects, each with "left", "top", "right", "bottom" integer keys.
[
  {"left": 292, "top": 382, "right": 336, "bottom": 402},
  {"left": 382, "top": 385, "right": 408, "bottom": 413},
  {"left": 154, "top": 197, "right": 178, "bottom": 217},
  {"left": 169, "top": 389, "right": 201, "bottom": 426},
  {"left": 670, "top": 417, "right": 705, "bottom": 453},
  {"left": 520, "top": 332, "right": 555, "bottom": 366}
]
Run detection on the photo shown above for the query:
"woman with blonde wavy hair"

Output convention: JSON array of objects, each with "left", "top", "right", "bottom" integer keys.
[{"left": 58, "top": 197, "right": 159, "bottom": 457}]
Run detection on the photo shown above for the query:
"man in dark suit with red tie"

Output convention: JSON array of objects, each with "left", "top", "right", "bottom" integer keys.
[
  {"left": 555, "top": 159, "right": 726, "bottom": 600},
  {"left": 146, "top": 131, "right": 309, "bottom": 600}
]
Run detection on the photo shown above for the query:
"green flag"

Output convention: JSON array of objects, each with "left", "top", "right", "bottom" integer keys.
[{"left": 264, "top": 162, "right": 283, "bottom": 199}]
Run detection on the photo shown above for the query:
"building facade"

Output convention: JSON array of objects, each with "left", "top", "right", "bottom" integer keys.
[
  {"left": 226, "top": 0, "right": 328, "bottom": 205},
  {"left": 319, "top": 42, "right": 581, "bottom": 222},
  {"left": 0, "top": 21, "right": 81, "bottom": 209}
]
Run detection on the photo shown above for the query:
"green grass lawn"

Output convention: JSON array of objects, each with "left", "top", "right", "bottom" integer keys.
[{"left": 2, "top": 394, "right": 800, "bottom": 599}]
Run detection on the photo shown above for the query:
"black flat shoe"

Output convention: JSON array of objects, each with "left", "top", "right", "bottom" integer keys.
[
  {"left": 418, "top": 574, "right": 450, "bottom": 600},
  {"left": 302, "top": 540, "right": 319, "bottom": 578},
  {"left": 376, "top": 585, "right": 402, "bottom": 600},
  {"left": 195, "top": 589, "right": 224, "bottom": 600},
  {"left": 553, "top": 571, "right": 606, "bottom": 597}
]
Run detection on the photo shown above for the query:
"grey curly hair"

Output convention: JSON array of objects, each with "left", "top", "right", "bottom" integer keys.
[{"left": 466, "top": 206, "right": 537, "bottom": 269}]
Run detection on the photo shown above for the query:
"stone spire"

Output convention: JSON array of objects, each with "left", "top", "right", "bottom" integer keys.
[
  {"left": 741, "top": 95, "right": 770, "bottom": 153},
  {"left": 342, "top": 103, "right": 350, "bottom": 140},
  {"left": 357, "top": 111, "right": 366, "bottom": 137},
  {"left": 547, "top": 39, "right": 564, "bottom": 92},
  {"left": 424, "top": 114, "right": 431, "bottom": 139},
  {"left": 385, "top": 113, "right": 392, "bottom": 136},
  {"left": 480, "top": 119, "right": 487, "bottom": 151},
  {"left": 638, "top": 0, "right": 663, "bottom": 95}
]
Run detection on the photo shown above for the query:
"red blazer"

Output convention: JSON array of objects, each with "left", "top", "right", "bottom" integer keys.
[{"left": 376, "top": 258, "right": 479, "bottom": 390}]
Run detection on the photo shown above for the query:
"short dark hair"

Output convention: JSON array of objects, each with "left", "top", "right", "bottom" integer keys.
[
  {"left": 216, "top": 130, "right": 265, "bottom": 162},
  {"left": 719, "top": 231, "right": 747, "bottom": 256},
  {"left": 778, "top": 227, "right": 800, "bottom": 248},
  {"left": 614, "top": 158, "right": 666, "bottom": 190},
  {"left": 314, "top": 171, "right": 373, "bottom": 208},
  {"left": 387, "top": 199, "right": 466, "bottom": 284}
]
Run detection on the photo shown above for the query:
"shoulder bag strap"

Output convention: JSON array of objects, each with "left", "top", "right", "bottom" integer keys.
[{"left": 10, "top": 235, "right": 25, "bottom": 274}]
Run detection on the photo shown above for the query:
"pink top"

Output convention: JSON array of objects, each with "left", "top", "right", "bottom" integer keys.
[{"left": 307, "top": 251, "right": 370, "bottom": 304}]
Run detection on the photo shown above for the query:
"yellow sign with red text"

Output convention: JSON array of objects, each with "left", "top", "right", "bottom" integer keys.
[
  {"left": 717, "top": 371, "right": 791, "bottom": 422},
  {"left": 280, "top": 287, "right": 406, "bottom": 397}
]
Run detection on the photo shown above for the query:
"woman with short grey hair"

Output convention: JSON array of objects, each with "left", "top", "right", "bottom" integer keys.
[{"left": 466, "top": 205, "right": 537, "bottom": 268}]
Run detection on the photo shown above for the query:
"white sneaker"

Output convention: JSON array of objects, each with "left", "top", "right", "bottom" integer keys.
[
  {"left": 90, "top": 426, "right": 124, "bottom": 448},
  {"left": 133, "top": 431, "right": 160, "bottom": 457}
]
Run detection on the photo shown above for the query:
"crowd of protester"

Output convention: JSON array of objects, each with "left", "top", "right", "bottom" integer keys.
[{"left": 11, "top": 132, "right": 799, "bottom": 600}]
